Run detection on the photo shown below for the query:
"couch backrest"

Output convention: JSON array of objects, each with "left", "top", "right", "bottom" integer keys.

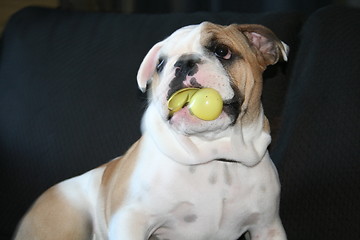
[
  {"left": 0, "top": 6, "right": 304, "bottom": 239},
  {"left": 272, "top": 5, "right": 360, "bottom": 239}
]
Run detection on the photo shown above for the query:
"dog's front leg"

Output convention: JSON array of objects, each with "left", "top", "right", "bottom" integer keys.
[
  {"left": 108, "top": 207, "right": 154, "bottom": 240},
  {"left": 248, "top": 218, "right": 287, "bottom": 240}
]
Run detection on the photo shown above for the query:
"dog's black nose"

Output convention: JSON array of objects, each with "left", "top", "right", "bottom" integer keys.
[
  {"left": 174, "top": 54, "right": 202, "bottom": 77},
  {"left": 167, "top": 54, "right": 202, "bottom": 100}
]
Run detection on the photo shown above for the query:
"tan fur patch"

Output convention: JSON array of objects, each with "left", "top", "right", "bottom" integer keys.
[
  {"left": 14, "top": 186, "right": 92, "bottom": 240},
  {"left": 100, "top": 137, "right": 143, "bottom": 224},
  {"left": 200, "top": 23, "right": 265, "bottom": 126}
]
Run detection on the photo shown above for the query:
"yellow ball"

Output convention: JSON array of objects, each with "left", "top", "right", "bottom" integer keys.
[
  {"left": 167, "top": 87, "right": 223, "bottom": 121},
  {"left": 168, "top": 88, "right": 198, "bottom": 115},
  {"left": 188, "top": 88, "right": 223, "bottom": 121}
]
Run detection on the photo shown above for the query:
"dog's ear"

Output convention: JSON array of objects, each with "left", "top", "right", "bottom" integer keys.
[
  {"left": 137, "top": 41, "right": 164, "bottom": 92},
  {"left": 236, "top": 24, "right": 289, "bottom": 66}
]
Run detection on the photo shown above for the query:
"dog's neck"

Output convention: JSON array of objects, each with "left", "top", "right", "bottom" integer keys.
[{"left": 141, "top": 104, "right": 271, "bottom": 167}]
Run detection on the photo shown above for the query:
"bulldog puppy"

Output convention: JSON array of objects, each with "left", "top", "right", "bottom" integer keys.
[{"left": 15, "top": 22, "right": 288, "bottom": 240}]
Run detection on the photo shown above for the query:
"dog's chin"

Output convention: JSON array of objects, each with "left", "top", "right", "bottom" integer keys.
[{"left": 166, "top": 106, "right": 234, "bottom": 137}]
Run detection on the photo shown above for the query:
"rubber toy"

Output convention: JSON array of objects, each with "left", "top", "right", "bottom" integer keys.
[{"left": 167, "top": 88, "right": 223, "bottom": 121}]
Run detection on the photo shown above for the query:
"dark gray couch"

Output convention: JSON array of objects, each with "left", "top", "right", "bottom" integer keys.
[{"left": 1, "top": 5, "right": 359, "bottom": 239}]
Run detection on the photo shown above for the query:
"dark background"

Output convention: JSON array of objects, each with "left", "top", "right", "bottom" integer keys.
[
  {"left": 2, "top": 0, "right": 359, "bottom": 36},
  {"left": 1, "top": 1, "right": 359, "bottom": 240},
  {"left": 60, "top": 0, "right": 356, "bottom": 13}
]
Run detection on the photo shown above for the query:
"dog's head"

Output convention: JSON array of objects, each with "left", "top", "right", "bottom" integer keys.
[{"left": 137, "top": 22, "right": 288, "bottom": 137}]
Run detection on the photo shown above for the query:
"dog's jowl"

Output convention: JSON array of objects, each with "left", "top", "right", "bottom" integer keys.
[{"left": 15, "top": 22, "right": 288, "bottom": 240}]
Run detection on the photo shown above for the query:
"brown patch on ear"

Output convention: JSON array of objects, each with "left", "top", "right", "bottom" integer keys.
[
  {"left": 200, "top": 23, "right": 288, "bottom": 126},
  {"left": 237, "top": 24, "right": 289, "bottom": 67},
  {"left": 14, "top": 187, "right": 92, "bottom": 240},
  {"left": 100, "top": 137, "right": 142, "bottom": 222}
]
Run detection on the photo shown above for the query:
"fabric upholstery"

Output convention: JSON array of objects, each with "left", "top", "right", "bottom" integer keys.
[{"left": 273, "top": 5, "right": 360, "bottom": 240}]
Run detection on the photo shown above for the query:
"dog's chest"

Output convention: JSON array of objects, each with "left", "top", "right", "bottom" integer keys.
[{"left": 131, "top": 159, "right": 272, "bottom": 240}]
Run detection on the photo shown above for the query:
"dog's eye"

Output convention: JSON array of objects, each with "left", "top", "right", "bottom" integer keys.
[
  {"left": 156, "top": 58, "right": 165, "bottom": 72},
  {"left": 214, "top": 44, "right": 231, "bottom": 60}
]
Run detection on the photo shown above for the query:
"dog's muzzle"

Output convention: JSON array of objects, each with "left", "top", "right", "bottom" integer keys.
[{"left": 165, "top": 54, "right": 242, "bottom": 123}]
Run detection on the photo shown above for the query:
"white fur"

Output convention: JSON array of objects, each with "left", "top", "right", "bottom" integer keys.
[
  {"left": 280, "top": 41, "right": 290, "bottom": 61},
  {"left": 107, "top": 23, "right": 287, "bottom": 239},
  {"left": 141, "top": 103, "right": 270, "bottom": 167},
  {"left": 108, "top": 133, "right": 284, "bottom": 239}
]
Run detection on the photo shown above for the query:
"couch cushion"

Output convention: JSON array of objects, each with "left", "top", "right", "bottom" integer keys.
[
  {"left": 0, "top": 7, "right": 303, "bottom": 238},
  {"left": 273, "top": 5, "right": 360, "bottom": 239}
]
